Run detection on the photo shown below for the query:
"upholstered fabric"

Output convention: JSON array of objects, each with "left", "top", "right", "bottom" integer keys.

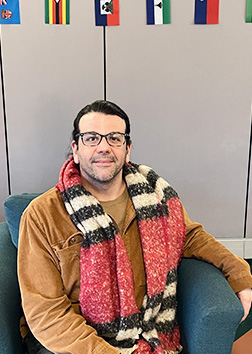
[
  {"left": 4, "top": 193, "right": 41, "bottom": 248},
  {"left": 177, "top": 258, "right": 244, "bottom": 354},
  {"left": 0, "top": 222, "right": 23, "bottom": 354}
]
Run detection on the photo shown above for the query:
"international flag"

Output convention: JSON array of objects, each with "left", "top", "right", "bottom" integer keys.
[
  {"left": 146, "top": 0, "right": 170, "bottom": 25},
  {"left": 94, "top": 0, "right": 119, "bottom": 26},
  {"left": 246, "top": 0, "right": 252, "bottom": 23},
  {"left": 45, "top": 0, "right": 70, "bottom": 25},
  {"left": 194, "top": 0, "right": 219, "bottom": 25},
  {"left": 0, "top": 0, "right": 20, "bottom": 24}
]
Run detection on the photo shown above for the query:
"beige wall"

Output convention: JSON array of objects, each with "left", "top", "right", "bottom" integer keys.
[{"left": 1, "top": 0, "right": 252, "bottom": 239}]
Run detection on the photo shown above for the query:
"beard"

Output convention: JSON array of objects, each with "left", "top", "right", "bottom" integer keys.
[{"left": 79, "top": 153, "right": 127, "bottom": 185}]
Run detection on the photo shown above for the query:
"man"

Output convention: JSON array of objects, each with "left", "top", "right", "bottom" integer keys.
[{"left": 18, "top": 100, "right": 252, "bottom": 354}]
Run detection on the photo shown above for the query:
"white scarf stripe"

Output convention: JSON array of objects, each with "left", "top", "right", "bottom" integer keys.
[
  {"left": 84, "top": 214, "right": 112, "bottom": 232},
  {"left": 66, "top": 200, "right": 112, "bottom": 232},
  {"left": 131, "top": 193, "right": 159, "bottom": 209},
  {"left": 164, "top": 282, "right": 177, "bottom": 298},
  {"left": 155, "top": 177, "right": 170, "bottom": 200},
  {"left": 142, "top": 328, "right": 159, "bottom": 341},
  {"left": 144, "top": 305, "right": 161, "bottom": 322},
  {"left": 137, "top": 165, "right": 152, "bottom": 176},
  {"left": 70, "top": 194, "right": 99, "bottom": 210},
  {"left": 125, "top": 172, "right": 148, "bottom": 186},
  {"left": 156, "top": 309, "right": 176, "bottom": 323},
  {"left": 116, "top": 327, "right": 141, "bottom": 341},
  {"left": 65, "top": 201, "right": 74, "bottom": 215}
]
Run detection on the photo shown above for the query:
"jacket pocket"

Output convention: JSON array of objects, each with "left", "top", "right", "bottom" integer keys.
[{"left": 54, "top": 232, "right": 83, "bottom": 300}]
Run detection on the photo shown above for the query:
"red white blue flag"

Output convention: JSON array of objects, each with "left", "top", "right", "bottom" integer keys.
[
  {"left": 94, "top": 0, "right": 119, "bottom": 26},
  {"left": 195, "top": 0, "right": 219, "bottom": 24},
  {"left": 0, "top": 0, "right": 20, "bottom": 24}
]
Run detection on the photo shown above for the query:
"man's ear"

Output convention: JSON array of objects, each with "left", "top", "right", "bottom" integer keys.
[
  {"left": 125, "top": 143, "right": 132, "bottom": 164},
  {"left": 71, "top": 141, "right": 79, "bottom": 164}
]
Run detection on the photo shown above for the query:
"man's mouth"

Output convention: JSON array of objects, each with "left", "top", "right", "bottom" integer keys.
[{"left": 91, "top": 157, "right": 116, "bottom": 164}]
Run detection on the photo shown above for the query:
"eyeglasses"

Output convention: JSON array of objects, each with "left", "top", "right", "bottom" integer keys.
[{"left": 77, "top": 131, "right": 130, "bottom": 147}]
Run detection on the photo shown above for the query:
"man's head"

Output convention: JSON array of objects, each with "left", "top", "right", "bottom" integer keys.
[
  {"left": 71, "top": 100, "right": 132, "bottom": 189},
  {"left": 72, "top": 100, "right": 131, "bottom": 148}
]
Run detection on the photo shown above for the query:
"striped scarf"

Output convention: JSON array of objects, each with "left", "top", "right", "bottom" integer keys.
[{"left": 56, "top": 157, "right": 185, "bottom": 354}]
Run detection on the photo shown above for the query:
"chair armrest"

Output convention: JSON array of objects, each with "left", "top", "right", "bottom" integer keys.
[
  {"left": 0, "top": 222, "right": 24, "bottom": 354},
  {"left": 177, "top": 258, "right": 244, "bottom": 354}
]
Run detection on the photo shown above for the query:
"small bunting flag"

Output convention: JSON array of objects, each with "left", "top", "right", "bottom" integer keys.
[
  {"left": 146, "top": 0, "right": 170, "bottom": 25},
  {"left": 94, "top": 0, "right": 119, "bottom": 26},
  {"left": 246, "top": 0, "right": 252, "bottom": 23},
  {"left": 0, "top": 0, "right": 20, "bottom": 24},
  {"left": 45, "top": 0, "right": 70, "bottom": 25},
  {"left": 195, "top": 0, "right": 219, "bottom": 25}
]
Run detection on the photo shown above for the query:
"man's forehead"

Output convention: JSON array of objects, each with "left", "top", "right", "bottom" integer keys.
[{"left": 79, "top": 112, "right": 126, "bottom": 130}]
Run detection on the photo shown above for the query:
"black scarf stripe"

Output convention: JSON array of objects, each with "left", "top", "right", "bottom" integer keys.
[
  {"left": 62, "top": 184, "right": 92, "bottom": 199},
  {"left": 127, "top": 184, "right": 178, "bottom": 203},
  {"left": 123, "top": 162, "right": 139, "bottom": 176},
  {"left": 109, "top": 337, "right": 136, "bottom": 349},
  {"left": 161, "top": 295, "right": 176, "bottom": 310},
  {"left": 81, "top": 224, "right": 118, "bottom": 247},
  {"left": 163, "top": 186, "right": 179, "bottom": 200},
  {"left": 134, "top": 204, "right": 166, "bottom": 221},
  {"left": 166, "top": 269, "right": 177, "bottom": 283},
  {"left": 127, "top": 182, "right": 155, "bottom": 197},
  {"left": 73, "top": 204, "right": 105, "bottom": 219},
  {"left": 146, "top": 169, "right": 160, "bottom": 189},
  {"left": 142, "top": 317, "right": 177, "bottom": 334},
  {"left": 155, "top": 319, "right": 178, "bottom": 334},
  {"left": 90, "top": 313, "right": 142, "bottom": 341}
]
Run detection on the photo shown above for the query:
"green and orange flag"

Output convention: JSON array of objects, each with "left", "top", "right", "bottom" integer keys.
[{"left": 45, "top": 0, "right": 70, "bottom": 25}]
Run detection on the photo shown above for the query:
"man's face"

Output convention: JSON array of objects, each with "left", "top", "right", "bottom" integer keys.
[{"left": 72, "top": 112, "right": 131, "bottom": 187}]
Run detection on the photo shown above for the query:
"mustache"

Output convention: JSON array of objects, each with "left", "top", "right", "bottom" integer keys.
[{"left": 91, "top": 155, "right": 116, "bottom": 163}]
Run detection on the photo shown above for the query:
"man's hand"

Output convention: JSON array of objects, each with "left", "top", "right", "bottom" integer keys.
[{"left": 236, "top": 288, "right": 252, "bottom": 322}]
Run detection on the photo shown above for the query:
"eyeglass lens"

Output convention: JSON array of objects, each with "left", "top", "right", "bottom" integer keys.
[{"left": 82, "top": 132, "right": 126, "bottom": 147}]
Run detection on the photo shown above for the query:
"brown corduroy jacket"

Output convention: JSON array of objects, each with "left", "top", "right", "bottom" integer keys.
[{"left": 18, "top": 187, "right": 252, "bottom": 354}]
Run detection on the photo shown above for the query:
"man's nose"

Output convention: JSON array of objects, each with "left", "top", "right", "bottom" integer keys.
[{"left": 96, "top": 136, "right": 111, "bottom": 151}]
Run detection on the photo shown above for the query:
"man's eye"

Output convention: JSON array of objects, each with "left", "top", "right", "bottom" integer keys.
[
  {"left": 85, "top": 135, "right": 99, "bottom": 142},
  {"left": 110, "top": 136, "right": 120, "bottom": 141},
  {"left": 109, "top": 135, "right": 122, "bottom": 142}
]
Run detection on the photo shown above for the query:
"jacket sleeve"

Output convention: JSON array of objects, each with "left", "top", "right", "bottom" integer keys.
[
  {"left": 182, "top": 203, "right": 252, "bottom": 293},
  {"left": 18, "top": 206, "right": 120, "bottom": 354}
]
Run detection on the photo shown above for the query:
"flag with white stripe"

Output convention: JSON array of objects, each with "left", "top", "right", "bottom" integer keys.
[{"left": 146, "top": 0, "right": 170, "bottom": 25}]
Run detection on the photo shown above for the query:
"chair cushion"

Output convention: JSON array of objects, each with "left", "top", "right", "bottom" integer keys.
[{"left": 4, "top": 193, "right": 41, "bottom": 248}]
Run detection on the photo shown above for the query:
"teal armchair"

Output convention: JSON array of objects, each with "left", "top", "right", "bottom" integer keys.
[{"left": 0, "top": 194, "right": 245, "bottom": 354}]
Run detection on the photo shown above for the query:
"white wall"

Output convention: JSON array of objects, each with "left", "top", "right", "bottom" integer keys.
[{"left": 107, "top": 0, "right": 252, "bottom": 238}]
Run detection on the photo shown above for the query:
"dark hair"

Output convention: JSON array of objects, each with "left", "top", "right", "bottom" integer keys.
[{"left": 72, "top": 100, "right": 131, "bottom": 147}]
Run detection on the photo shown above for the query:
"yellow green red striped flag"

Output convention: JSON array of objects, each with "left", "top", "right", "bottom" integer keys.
[{"left": 45, "top": 0, "right": 70, "bottom": 25}]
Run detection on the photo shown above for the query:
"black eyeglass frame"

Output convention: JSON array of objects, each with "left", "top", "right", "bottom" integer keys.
[{"left": 76, "top": 131, "right": 130, "bottom": 147}]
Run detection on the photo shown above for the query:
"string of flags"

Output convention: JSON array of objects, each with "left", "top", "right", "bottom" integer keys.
[{"left": 1, "top": 0, "right": 252, "bottom": 26}]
